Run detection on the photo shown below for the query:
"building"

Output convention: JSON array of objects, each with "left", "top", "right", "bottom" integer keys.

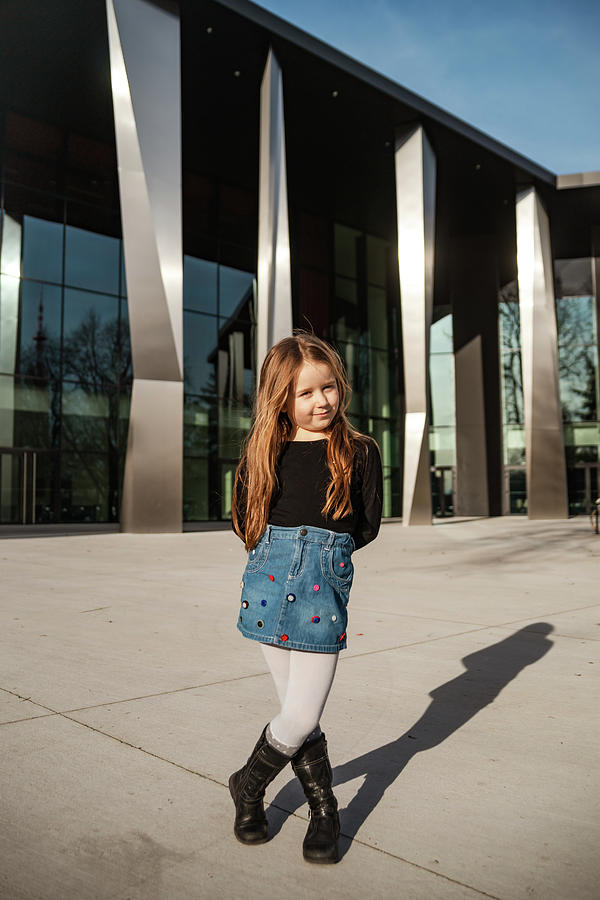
[{"left": 0, "top": 0, "right": 598, "bottom": 530}]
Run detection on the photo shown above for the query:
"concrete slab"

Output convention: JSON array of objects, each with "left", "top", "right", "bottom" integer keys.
[
  {"left": 0, "top": 714, "right": 479, "bottom": 900},
  {"left": 1, "top": 517, "right": 599, "bottom": 898}
]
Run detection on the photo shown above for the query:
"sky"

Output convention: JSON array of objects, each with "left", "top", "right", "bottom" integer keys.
[{"left": 256, "top": 0, "right": 600, "bottom": 175}]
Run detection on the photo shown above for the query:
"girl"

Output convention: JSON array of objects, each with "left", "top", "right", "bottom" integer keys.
[{"left": 229, "top": 332, "right": 382, "bottom": 864}]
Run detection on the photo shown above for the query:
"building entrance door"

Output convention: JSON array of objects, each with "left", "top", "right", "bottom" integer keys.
[{"left": 0, "top": 448, "right": 58, "bottom": 525}]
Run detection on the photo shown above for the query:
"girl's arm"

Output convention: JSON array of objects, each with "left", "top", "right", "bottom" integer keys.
[{"left": 354, "top": 437, "right": 383, "bottom": 550}]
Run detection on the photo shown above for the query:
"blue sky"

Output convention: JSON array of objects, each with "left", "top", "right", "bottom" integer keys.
[{"left": 257, "top": 0, "right": 600, "bottom": 174}]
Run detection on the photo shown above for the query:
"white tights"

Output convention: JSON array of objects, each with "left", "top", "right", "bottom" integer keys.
[{"left": 260, "top": 644, "right": 338, "bottom": 755}]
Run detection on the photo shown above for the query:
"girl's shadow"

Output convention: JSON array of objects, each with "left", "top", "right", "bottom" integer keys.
[{"left": 268, "top": 623, "right": 554, "bottom": 858}]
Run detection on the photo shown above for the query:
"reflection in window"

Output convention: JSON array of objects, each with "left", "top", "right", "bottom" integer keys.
[
  {"left": 429, "top": 312, "right": 456, "bottom": 468},
  {"left": 21, "top": 215, "right": 63, "bottom": 284},
  {"left": 63, "top": 289, "right": 120, "bottom": 385},
  {"left": 184, "top": 312, "right": 218, "bottom": 395},
  {"left": 60, "top": 452, "right": 109, "bottom": 522},
  {"left": 183, "top": 456, "right": 209, "bottom": 520},
  {"left": 17, "top": 281, "right": 62, "bottom": 378},
  {"left": 10, "top": 376, "right": 61, "bottom": 449},
  {"left": 183, "top": 255, "right": 217, "bottom": 314},
  {"left": 65, "top": 225, "right": 120, "bottom": 295},
  {"left": 219, "top": 266, "right": 254, "bottom": 320},
  {"left": 61, "top": 382, "right": 112, "bottom": 452},
  {"left": 499, "top": 287, "right": 525, "bottom": 468}
]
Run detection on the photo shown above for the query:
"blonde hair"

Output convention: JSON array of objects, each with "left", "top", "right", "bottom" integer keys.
[{"left": 232, "top": 331, "right": 368, "bottom": 550}]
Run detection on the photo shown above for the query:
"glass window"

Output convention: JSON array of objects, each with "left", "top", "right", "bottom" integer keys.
[
  {"left": 430, "top": 353, "right": 455, "bottom": 427},
  {"left": 332, "top": 277, "right": 360, "bottom": 344},
  {"left": 184, "top": 311, "right": 218, "bottom": 395},
  {"left": 367, "top": 285, "right": 388, "bottom": 350},
  {"left": 60, "top": 452, "right": 109, "bottom": 522},
  {"left": 334, "top": 225, "right": 360, "bottom": 278},
  {"left": 21, "top": 215, "right": 63, "bottom": 283},
  {"left": 17, "top": 281, "right": 62, "bottom": 378},
  {"left": 501, "top": 350, "right": 524, "bottom": 425},
  {"left": 218, "top": 400, "right": 251, "bottom": 460},
  {"left": 217, "top": 319, "right": 254, "bottom": 406},
  {"left": 8, "top": 376, "right": 61, "bottom": 449},
  {"left": 61, "top": 383, "right": 112, "bottom": 452},
  {"left": 499, "top": 300, "right": 521, "bottom": 351},
  {"left": 221, "top": 460, "right": 237, "bottom": 518},
  {"left": 118, "top": 300, "right": 132, "bottom": 384},
  {"left": 557, "top": 296, "right": 596, "bottom": 348},
  {"left": 366, "top": 236, "right": 387, "bottom": 287},
  {"left": 555, "top": 258, "right": 593, "bottom": 297},
  {"left": 65, "top": 225, "right": 120, "bottom": 295},
  {"left": 558, "top": 344, "right": 598, "bottom": 422},
  {"left": 1, "top": 212, "right": 23, "bottom": 278},
  {"left": 431, "top": 313, "right": 454, "bottom": 354},
  {"left": 219, "top": 265, "right": 254, "bottom": 320},
  {"left": 63, "top": 289, "right": 120, "bottom": 384},
  {"left": 183, "top": 255, "right": 217, "bottom": 314},
  {"left": 183, "top": 456, "right": 209, "bottom": 521},
  {"left": 184, "top": 394, "right": 213, "bottom": 456}
]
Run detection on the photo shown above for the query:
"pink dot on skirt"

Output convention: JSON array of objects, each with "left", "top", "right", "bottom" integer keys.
[{"left": 313, "top": 584, "right": 320, "bottom": 591}]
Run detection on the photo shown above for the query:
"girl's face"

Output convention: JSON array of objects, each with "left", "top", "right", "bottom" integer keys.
[{"left": 287, "top": 361, "right": 340, "bottom": 440}]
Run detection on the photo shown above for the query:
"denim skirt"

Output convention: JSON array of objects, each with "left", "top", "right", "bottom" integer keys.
[{"left": 237, "top": 524, "right": 355, "bottom": 652}]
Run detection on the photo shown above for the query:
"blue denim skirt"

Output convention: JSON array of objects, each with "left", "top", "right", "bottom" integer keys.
[{"left": 237, "top": 525, "right": 355, "bottom": 652}]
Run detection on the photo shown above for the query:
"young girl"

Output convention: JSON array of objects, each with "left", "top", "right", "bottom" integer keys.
[{"left": 229, "top": 332, "right": 382, "bottom": 864}]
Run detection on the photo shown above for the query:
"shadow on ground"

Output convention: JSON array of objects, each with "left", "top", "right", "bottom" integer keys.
[{"left": 268, "top": 623, "right": 554, "bottom": 858}]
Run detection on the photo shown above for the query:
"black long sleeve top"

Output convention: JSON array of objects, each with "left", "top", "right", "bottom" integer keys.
[{"left": 234, "top": 436, "right": 383, "bottom": 550}]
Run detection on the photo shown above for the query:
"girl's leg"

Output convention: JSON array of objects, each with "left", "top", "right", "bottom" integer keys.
[
  {"left": 260, "top": 643, "right": 291, "bottom": 706},
  {"left": 267, "top": 649, "right": 338, "bottom": 754}
]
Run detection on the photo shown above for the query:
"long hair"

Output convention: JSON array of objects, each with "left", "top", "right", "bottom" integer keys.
[{"left": 232, "top": 331, "right": 368, "bottom": 550}]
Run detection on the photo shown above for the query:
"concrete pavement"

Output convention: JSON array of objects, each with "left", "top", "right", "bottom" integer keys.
[{"left": 0, "top": 517, "right": 598, "bottom": 899}]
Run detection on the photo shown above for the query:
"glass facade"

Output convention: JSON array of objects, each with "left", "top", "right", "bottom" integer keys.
[
  {"left": 0, "top": 185, "right": 128, "bottom": 525},
  {"left": 499, "top": 261, "right": 600, "bottom": 514},
  {"left": 182, "top": 256, "right": 255, "bottom": 521},
  {"left": 429, "top": 310, "right": 456, "bottom": 516},
  {"left": 329, "top": 225, "right": 402, "bottom": 518}
]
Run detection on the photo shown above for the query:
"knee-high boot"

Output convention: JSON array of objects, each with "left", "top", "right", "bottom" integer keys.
[
  {"left": 229, "top": 726, "right": 290, "bottom": 844},
  {"left": 292, "top": 733, "right": 340, "bottom": 863}
]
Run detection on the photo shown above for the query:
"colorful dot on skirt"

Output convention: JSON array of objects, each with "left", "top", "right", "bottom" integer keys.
[
  {"left": 311, "top": 615, "right": 320, "bottom": 624},
  {"left": 313, "top": 584, "right": 320, "bottom": 591},
  {"left": 268, "top": 574, "right": 275, "bottom": 581},
  {"left": 331, "top": 615, "right": 337, "bottom": 622},
  {"left": 242, "top": 601, "right": 249, "bottom": 609},
  {"left": 339, "top": 562, "right": 345, "bottom": 567},
  {"left": 280, "top": 634, "right": 289, "bottom": 642},
  {"left": 261, "top": 599, "right": 267, "bottom": 607},
  {"left": 339, "top": 632, "right": 346, "bottom": 642}
]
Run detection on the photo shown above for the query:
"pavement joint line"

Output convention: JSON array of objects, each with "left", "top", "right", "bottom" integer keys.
[
  {"left": 4, "top": 606, "right": 596, "bottom": 721},
  {"left": 19, "top": 704, "right": 501, "bottom": 899}
]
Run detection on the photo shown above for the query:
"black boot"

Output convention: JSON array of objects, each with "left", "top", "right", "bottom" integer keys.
[
  {"left": 229, "top": 726, "right": 290, "bottom": 844},
  {"left": 292, "top": 733, "right": 340, "bottom": 864}
]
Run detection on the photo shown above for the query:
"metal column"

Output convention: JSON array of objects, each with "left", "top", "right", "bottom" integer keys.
[
  {"left": 106, "top": 0, "right": 183, "bottom": 532},
  {"left": 395, "top": 125, "right": 436, "bottom": 525},
  {"left": 515, "top": 187, "right": 568, "bottom": 518},
  {"left": 256, "top": 49, "right": 293, "bottom": 374}
]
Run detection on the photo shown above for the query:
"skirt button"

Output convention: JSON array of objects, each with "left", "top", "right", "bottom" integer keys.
[{"left": 299, "top": 528, "right": 307, "bottom": 536}]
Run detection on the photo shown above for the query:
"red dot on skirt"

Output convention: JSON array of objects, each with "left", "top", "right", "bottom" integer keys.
[
  {"left": 339, "top": 562, "right": 345, "bottom": 567},
  {"left": 268, "top": 574, "right": 274, "bottom": 581},
  {"left": 313, "top": 584, "right": 320, "bottom": 591},
  {"left": 280, "top": 634, "right": 289, "bottom": 642}
]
